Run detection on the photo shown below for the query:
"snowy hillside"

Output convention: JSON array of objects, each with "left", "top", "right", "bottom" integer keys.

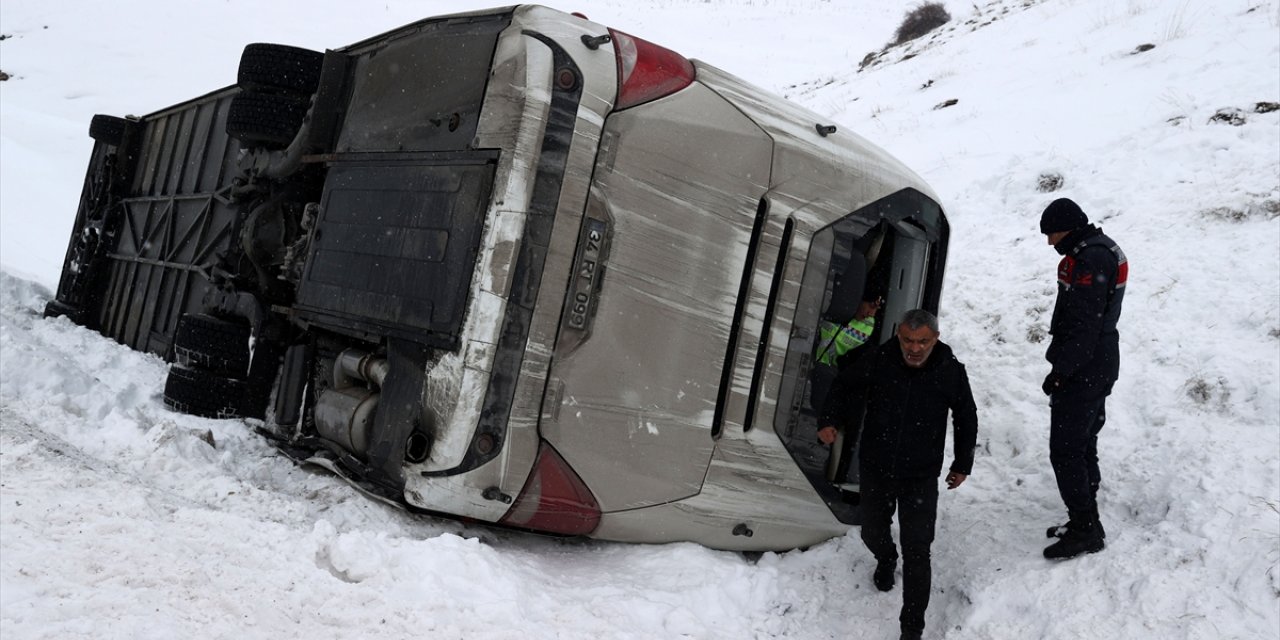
[{"left": 2, "top": 1, "right": 1278, "bottom": 639}]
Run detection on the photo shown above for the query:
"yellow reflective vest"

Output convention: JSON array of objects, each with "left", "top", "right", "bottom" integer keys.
[{"left": 815, "top": 317, "right": 875, "bottom": 366}]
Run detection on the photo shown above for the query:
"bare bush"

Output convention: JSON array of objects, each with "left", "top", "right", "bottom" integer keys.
[
  {"left": 1037, "top": 173, "right": 1065, "bottom": 193},
  {"left": 1026, "top": 324, "right": 1047, "bottom": 344},
  {"left": 1200, "top": 200, "right": 1280, "bottom": 222},
  {"left": 1208, "top": 107, "right": 1247, "bottom": 126},
  {"left": 1183, "top": 376, "right": 1231, "bottom": 409},
  {"left": 893, "top": 2, "right": 952, "bottom": 46}
]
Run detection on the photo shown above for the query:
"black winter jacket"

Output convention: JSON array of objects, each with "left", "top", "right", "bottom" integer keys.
[
  {"left": 821, "top": 340, "right": 978, "bottom": 480},
  {"left": 1048, "top": 225, "right": 1127, "bottom": 397}
]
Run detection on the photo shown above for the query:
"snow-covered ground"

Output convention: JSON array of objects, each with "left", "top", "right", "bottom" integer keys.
[{"left": 2, "top": 0, "right": 1278, "bottom": 638}]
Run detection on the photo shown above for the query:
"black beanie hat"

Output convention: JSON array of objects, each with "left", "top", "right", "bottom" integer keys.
[{"left": 1040, "top": 198, "right": 1089, "bottom": 234}]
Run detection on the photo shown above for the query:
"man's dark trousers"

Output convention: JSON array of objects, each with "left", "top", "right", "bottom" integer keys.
[
  {"left": 1049, "top": 391, "right": 1107, "bottom": 518},
  {"left": 860, "top": 472, "right": 938, "bottom": 635}
]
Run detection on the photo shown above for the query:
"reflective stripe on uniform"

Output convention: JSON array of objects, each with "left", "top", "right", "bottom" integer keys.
[{"left": 816, "top": 317, "right": 876, "bottom": 365}]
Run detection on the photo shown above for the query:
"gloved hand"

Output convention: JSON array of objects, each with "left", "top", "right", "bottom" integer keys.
[{"left": 1042, "top": 371, "right": 1066, "bottom": 396}]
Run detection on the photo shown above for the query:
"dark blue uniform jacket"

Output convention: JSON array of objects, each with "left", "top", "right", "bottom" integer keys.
[{"left": 1048, "top": 225, "right": 1127, "bottom": 398}]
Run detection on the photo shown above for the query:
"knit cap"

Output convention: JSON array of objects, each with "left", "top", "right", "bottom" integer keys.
[{"left": 1039, "top": 198, "right": 1089, "bottom": 234}]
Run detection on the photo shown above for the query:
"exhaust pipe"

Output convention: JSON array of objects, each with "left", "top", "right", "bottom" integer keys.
[
  {"left": 315, "top": 348, "right": 432, "bottom": 465},
  {"left": 314, "top": 349, "right": 389, "bottom": 458},
  {"left": 314, "top": 387, "right": 379, "bottom": 456}
]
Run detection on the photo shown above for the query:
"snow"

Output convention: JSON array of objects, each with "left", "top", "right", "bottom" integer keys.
[{"left": 2, "top": 0, "right": 1278, "bottom": 638}]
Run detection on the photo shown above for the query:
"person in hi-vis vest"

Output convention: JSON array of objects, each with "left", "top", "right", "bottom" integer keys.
[{"left": 810, "top": 296, "right": 882, "bottom": 412}]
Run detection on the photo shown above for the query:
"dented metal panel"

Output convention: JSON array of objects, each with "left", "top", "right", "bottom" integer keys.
[
  {"left": 583, "top": 64, "right": 948, "bottom": 546},
  {"left": 541, "top": 82, "right": 772, "bottom": 512}
]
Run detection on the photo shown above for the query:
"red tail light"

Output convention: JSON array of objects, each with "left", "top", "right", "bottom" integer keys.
[
  {"left": 608, "top": 28, "right": 696, "bottom": 111},
  {"left": 499, "top": 441, "right": 601, "bottom": 536}
]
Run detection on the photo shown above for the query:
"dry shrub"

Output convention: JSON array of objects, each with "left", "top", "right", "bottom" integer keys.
[
  {"left": 1037, "top": 173, "right": 1065, "bottom": 193},
  {"left": 893, "top": 2, "right": 952, "bottom": 46}
]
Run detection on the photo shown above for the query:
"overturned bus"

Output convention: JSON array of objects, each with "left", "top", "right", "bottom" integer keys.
[{"left": 45, "top": 5, "right": 948, "bottom": 551}]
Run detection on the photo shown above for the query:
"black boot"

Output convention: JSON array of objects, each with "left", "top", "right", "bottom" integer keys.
[
  {"left": 1046, "top": 518, "right": 1106, "bottom": 539},
  {"left": 899, "top": 630, "right": 923, "bottom": 640},
  {"left": 1044, "top": 513, "right": 1104, "bottom": 560},
  {"left": 873, "top": 558, "right": 896, "bottom": 591}
]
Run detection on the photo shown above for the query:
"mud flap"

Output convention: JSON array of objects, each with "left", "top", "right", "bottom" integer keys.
[{"left": 362, "top": 338, "right": 432, "bottom": 491}]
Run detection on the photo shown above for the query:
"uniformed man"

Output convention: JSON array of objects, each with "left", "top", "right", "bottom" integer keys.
[{"left": 1038, "top": 197, "right": 1128, "bottom": 560}]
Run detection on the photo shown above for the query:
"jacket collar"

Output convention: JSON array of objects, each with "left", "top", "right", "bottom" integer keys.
[{"left": 1053, "top": 224, "right": 1101, "bottom": 256}]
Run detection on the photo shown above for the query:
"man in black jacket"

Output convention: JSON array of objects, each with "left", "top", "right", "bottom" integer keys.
[
  {"left": 819, "top": 309, "right": 978, "bottom": 640},
  {"left": 1038, "top": 198, "right": 1127, "bottom": 560}
]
